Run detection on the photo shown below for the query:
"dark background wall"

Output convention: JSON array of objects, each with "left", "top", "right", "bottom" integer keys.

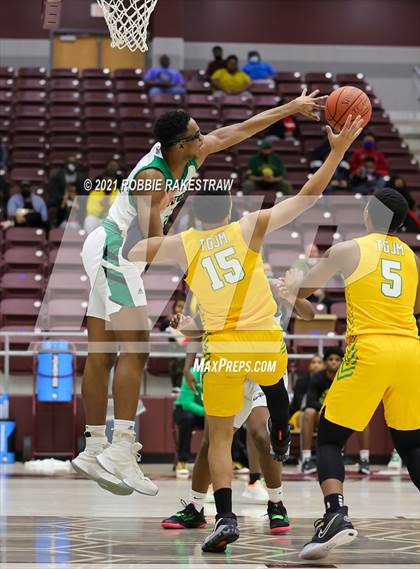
[{"left": 1, "top": 0, "right": 419, "bottom": 45}]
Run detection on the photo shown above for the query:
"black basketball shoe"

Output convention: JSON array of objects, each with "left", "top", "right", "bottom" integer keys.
[
  {"left": 202, "top": 514, "right": 239, "bottom": 553},
  {"left": 267, "top": 418, "right": 291, "bottom": 463},
  {"left": 299, "top": 506, "right": 358, "bottom": 560},
  {"left": 161, "top": 501, "right": 206, "bottom": 529},
  {"left": 267, "top": 500, "right": 291, "bottom": 534}
]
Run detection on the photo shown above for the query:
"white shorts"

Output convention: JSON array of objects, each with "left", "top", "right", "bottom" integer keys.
[
  {"left": 233, "top": 371, "right": 288, "bottom": 429},
  {"left": 82, "top": 225, "right": 147, "bottom": 321}
]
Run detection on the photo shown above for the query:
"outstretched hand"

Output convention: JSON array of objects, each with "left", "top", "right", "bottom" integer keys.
[
  {"left": 292, "top": 88, "right": 328, "bottom": 121},
  {"left": 326, "top": 114, "right": 365, "bottom": 154}
]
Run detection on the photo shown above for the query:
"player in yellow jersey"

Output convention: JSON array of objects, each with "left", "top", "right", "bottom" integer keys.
[
  {"left": 128, "top": 115, "right": 364, "bottom": 552},
  {"left": 292, "top": 188, "right": 420, "bottom": 561}
]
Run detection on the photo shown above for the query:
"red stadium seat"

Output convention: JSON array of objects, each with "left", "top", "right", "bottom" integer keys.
[
  {"left": 219, "top": 95, "right": 253, "bottom": 109},
  {"left": 283, "top": 155, "right": 309, "bottom": 172},
  {"left": 83, "top": 105, "right": 118, "bottom": 119},
  {"left": 387, "top": 156, "right": 420, "bottom": 174},
  {"left": 253, "top": 95, "right": 281, "bottom": 111},
  {"left": 49, "top": 228, "right": 86, "bottom": 249},
  {"left": 46, "top": 272, "right": 89, "bottom": 300},
  {"left": 50, "top": 134, "right": 84, "bottom": 149},
  {"left": 275, "top": 71, "right": 302, "bottom": 83},
  {"left": 114, "top": 79, "right": 146, "bottom": 92},
  {"left": 9, "top": 167, "right": 48, "bottom": 183},
  {"left": 18, "top": 67, "right": 47, "bottom": 78},
  {"left": 11, "top": 134, "right": 48, "bottom": 149},
  {"left": 15, "top": 91, "right": 47, "bottom": 104},
  {"left": 49, "top": 119, "right": 82, "bottom": 133},
  {"left": 123, "top": 136, "right": 155, "bottom": 151},
  {"left": 114, "top": 68, "right": 143, "bottom": 79},
  {"left": 86, "top": 150, "right": 122, "bottom": 166},
  {"left": 149, "top": 93, "right": 184, "bottom": 107},
  {"left": 335, "top": 73, "right": 366, "bottom": 85},
  {"left": 268, "top": 249, "right": 301, "bottom": 271},
  {"left": 16, "top": 78, "right": 48, "bottom": 90},
  {"left": 50, "top": 68, "right": 79, "bottom": 78},
  {"left": 0, "top": 104, "right": 12, "bottom": 118},
  {"left": 0, "top": 91, "right": 13, "bottom": 103},
  {"left": 4, "top": 247, "right": 47, "bottom": 273},
  {"left": 305, "top": 72, "right": 334, "bottom": 84},
  {"left": 83, "top": 91, "right": 116, "bottom": 105},
  {"left": 308, "top": 82, "right": 336, "bottom": 94},
  {"left": 401, "top": 173, "right": 420, "bottom": 191},
  {"left": 82, "top": 68, "right": 111, "bottom": 78},
  {"left": 278, "top": 82, "right": 305, "bottom": 97},
  {"left": 398, "top": 233, "right": 420, "bottom": 250},
  {"left": 0, "top": 77, "right": 15, "bottom": 90},
  {"left": 0, "top": 298, "right": 42, "bottom": 328},
  {"left": 222, "top": 108, "right": 253, "bottom": 123},
  {"left": 188, "top": 107, "right": 220, "bottom": 120},
  {"left": 49, "top": 78, "right": 81, "bottom": 90},
  {"left": 45, "top": 298, "right": 87, "bottom": 329},
  {"left": 331, "top": 302, "right": 347, "bottom": 320},
  {"left": 84, "top": 119, "right": 119, "bottom": 134},
  {"left": 119, "top": 117, "right": 153, "bottom": 135},
  {"left": 82, "top": 78, "right": 114, "bottom": 91},
  {"left": 49, "top": 91, "right": 82, "bottom": 104},
  {"left": 10, "top": 149, "right": 48, "bottom": 166},
  {"left": 186, "top": 94, "right": 217, "bottom": 107},
  {"left": 49, "top": 150, "right": 84, "bottom": 167},
  {"left": 13, "top": 105, "right": 47, "bottom": 118},
  {"left": 49, "top": 247, "right": 84, "bottom": 272},
  {"left": 181, "top": 69, "right": 199, "bottom": 80},
  {"left": 250, "top": 81, "right": 277, "bottom": 95},
  {"left": 0, "top": 67, "right": 15, "bottom": 78},
  {"left": 49, "top": 105, "right": 83, "bottom": 119},
  {"left": 86, "top": 135, "right": 121, "bottom": 151},
  {"left": 185, "top": 80, "right": 212, "bottom": 94},
  {"left": 264, "top": 228, "right": 303, "bottom": 249},
  {"left": 142, "top": 270, "right": 183, "bottom": 298},
  {"left": 1, "top": 272, "right": 45, "bottom": 300},
  {"left": 116, "top": 92, "right": 148, "bottom": 106}
]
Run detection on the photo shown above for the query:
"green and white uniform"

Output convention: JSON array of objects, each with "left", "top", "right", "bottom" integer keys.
[{"left": 82, "top": 143, "right": 198, "bottom": 320}]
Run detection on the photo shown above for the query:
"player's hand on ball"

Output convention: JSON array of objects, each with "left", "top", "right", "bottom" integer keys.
[
  {"left": 292, "top": 88, "right": 328, "bottom": 121},
  {"left": 169, "top": 313, "right": 193, "bottom": 330},
  {"left": 326, "top": 113, "right": 365, "bottom": 154}
]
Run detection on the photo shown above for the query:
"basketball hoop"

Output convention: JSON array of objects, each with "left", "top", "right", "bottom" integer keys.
[{"left": 97, "top": 0, "right": 158, "bottom": 52}]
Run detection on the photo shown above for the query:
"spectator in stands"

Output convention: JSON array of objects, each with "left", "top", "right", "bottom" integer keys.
[
  {"left": 349, "top": 131, "right": 388, "bottom": 176},
  {"left": 386, "top": 176, "right": 419, "bottom": 233},
  {"left": 0, "top": 143, "right": 7, "bottom": 170},
  {"left": 243, "top": 138, "right": 291, "bottom": 195},
  {"left": 173, "top": 365, "right": 205, "bottom": 478},
  {"left": 158, "top": 298, "right": 187, "bottom": 394},
  {"left": 350, "top": 155, "right": 385, "bottom": 195},
  {"left": 300, "top": 347, "right": 343, "bottom": 474},
  {"left": 293, "top": 244, "right": 333, "bottom": 312},
  {"left": 289, "top": 355, "right": 325, "bottom": 431},
  {"left": 310, "top": 136, "right": 351, "bottom": 193},
  {"left": 211, "top": 55, "right": 252, "bottom": 96},
  {"left": 56, "top": 183, "right": 81, "bottom": 229},
  {"left": 0, "top": 173, "right": 9, "bottom": 221},
  {"left": 266, "top": 117, "right": 300, "bottom": 142},
  {"left": 6, "top": 180, "right": 48, "bottom": 228},
  {"left": 205, "top": 45, "right": 225, "bottom": 80},
  {"left": 242, "top": 51, "right": 276, "bottom": 81},
  {"left": 47, "top": 155, "right": 85, "bottom": 210},
  {"left": 84, "top": 160, "right": 121, "bottom": 233},
  {"left": 145, "top": 55, "right": 186, "bottom": 97}
]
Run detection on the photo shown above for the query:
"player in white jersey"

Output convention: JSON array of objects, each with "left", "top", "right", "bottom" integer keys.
[{"left": 72, "top": 91, "right": 326, "bottom": 497}]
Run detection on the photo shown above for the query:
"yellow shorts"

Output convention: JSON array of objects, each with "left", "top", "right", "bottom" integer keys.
[
  {"left": 202, "top": 328, "right": 288, "bottom": 417},
  {"left": 324, "top": 335, "right": 420, "bottom": 431}
]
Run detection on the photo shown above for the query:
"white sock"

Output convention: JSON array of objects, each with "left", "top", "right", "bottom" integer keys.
[
  {"left": 114, "top": 419, "right": 135, "bottom": 432},
  {"left": 112, "top": 419, "right": 136, "bottom": 447},
  {"left": 267, "top": 486, "right": 283, "bottom": 504},
  {"left": 84, "top": 425, "right": 107, "bottom": 450},
  {"left": 301, "top": 450, "right": 311, "bottom": 461},
  {"left": 189, "top": 489, "right": 207, "bottom": 510},
  {"left": 360, "top": 449, "right": 369, "bottom": 461}
]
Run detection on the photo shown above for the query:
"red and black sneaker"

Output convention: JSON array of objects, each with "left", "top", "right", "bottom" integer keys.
[
  {"left": 268, "top": 419, "right": 291, "bottom": 463},
  {"left": 161, "top": 500, "right": 206, "bottom": 529},
  {"left": 267, "top": 500, "right": 291, "bottom": 534}
]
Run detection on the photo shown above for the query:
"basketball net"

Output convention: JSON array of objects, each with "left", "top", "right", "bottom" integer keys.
[{"left": 96, "top": 0, "right": 158, "bottom": 52}]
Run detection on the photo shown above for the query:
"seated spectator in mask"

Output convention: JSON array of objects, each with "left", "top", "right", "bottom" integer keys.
[
  {"left": 7, "top": 181, "right": 47, "bottom": 228},
  {"left": 47, "top": 155, "right": 86, "bottom": 210},
  {"left": 350, "top": 156, "right": 385, "bottom": 195},
  {"left": 310, "top": 137, "right": 350, "bottom": 193},
  {"left": 145, "top": 55, "right": 185, "bottom": 97},
  {"left": 211, "top": 55, "right": 252, "bottom": 96},
  {"left": 205, "top": 45, "right": 225, "bottom": 80},
  {"left": 56, "top": 183, "right": 81, "bottom": 229},
  {"left": 243, "top": 138, "right": 291, "bottom": 195},
  {"left": 386, "top": 176, "right": 419, "bottom": 233},
  {"left": 349, "top": 132, "right": 388, "bottom": 176},
  {"left": 241, "top": 51, "right": 276, "bottom": 81}
]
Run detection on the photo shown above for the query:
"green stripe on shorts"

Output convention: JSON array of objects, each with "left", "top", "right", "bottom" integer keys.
[{"left": 103, "top": 266, "right": 135, "bottom": 308}]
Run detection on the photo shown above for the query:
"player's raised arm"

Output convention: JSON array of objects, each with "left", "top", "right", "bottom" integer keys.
[
  {"left": 134, "top": 169, "right": 167, "bottom": 238},
  {"left": 128, "top": 233, "right": 188, "bottom": 271},
  {"left": 198, "top": 89, "right": 326, "bottom": 161},
  {"left": 241, "top": 115, "right": 364, "bottom": 249}
]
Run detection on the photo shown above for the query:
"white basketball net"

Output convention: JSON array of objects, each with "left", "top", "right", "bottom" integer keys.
[{"left": 97, "top": 0, "right": 158, "bottom": 52}]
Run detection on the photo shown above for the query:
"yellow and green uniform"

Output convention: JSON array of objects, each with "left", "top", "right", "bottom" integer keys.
[
  {"left": 181, "top": 221, "right": 288, "bottom": 416},
  {"left": 324, "top": 233, "right": 420, "bottom": 431}
]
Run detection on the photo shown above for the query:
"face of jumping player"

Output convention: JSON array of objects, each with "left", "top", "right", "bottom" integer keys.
[
  {"left": 309, "top": 355, "right": 324, "bottom": 374},
  {"left": 325, "top": 354, "right": 342, "bottom": 374},
  {"left": 176, "top": 118, "right": 204, "bottom": 160}
]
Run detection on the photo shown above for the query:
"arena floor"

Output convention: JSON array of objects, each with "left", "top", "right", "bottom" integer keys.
[{"left": 0, "top": 464, "right": 419, "bottom": 569}]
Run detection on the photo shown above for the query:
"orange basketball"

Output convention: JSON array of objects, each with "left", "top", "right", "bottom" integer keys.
[{"left": 325, "top": 86, "right": 372, "bottom": 131}]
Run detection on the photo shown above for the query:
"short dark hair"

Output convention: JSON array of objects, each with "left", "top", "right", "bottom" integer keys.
[
  {"left": 192, "top": 187, "right": 232, "bottom": 224},
  {"left": 323, "top": 347, "right": 343, "bottom": 361},
  {"left": 226, "top": 55, "right": 238, "bottom": 64},
  {"left": 367, "top": 188, "right": 408, "bottom": 233},
  {"left": 248, "top": 50, "right": 259, "bottom": 58},
  {"left": 153, "top": 110, "right": 191, "bottom": 148},
  {"left": 364, "top": 131, "right": 376, "bottom": 139}
]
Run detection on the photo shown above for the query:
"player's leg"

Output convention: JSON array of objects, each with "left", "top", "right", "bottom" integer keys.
[
  {"left": 202, "top": 414, "right": 239, "bottom": 553},
  {"left": 242, "top": 428, "right": 266, "bottom": 501},
  {"left": 300, "top": 407, "right": 319, "bottom": 474},
  {"left": 246, "top": 405, "right": 291, "bottom": 534},
  {"left": 388, "top": 428, "right": 420, "bottom": 490},
  {"left": 72, "top": 316, "right": 132, "bottom": 495},
  {"left": 95, "top": 306, "right": 158, "bottom": 496},
  {"left": 300, "top": 411, "right": 357, "bottom": 560},
  {"left": 162, "top": 422, "right": 210, "bottom": 529},
  {"left": 173, "top": 408, "right": 198, "bottom": 476}
]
